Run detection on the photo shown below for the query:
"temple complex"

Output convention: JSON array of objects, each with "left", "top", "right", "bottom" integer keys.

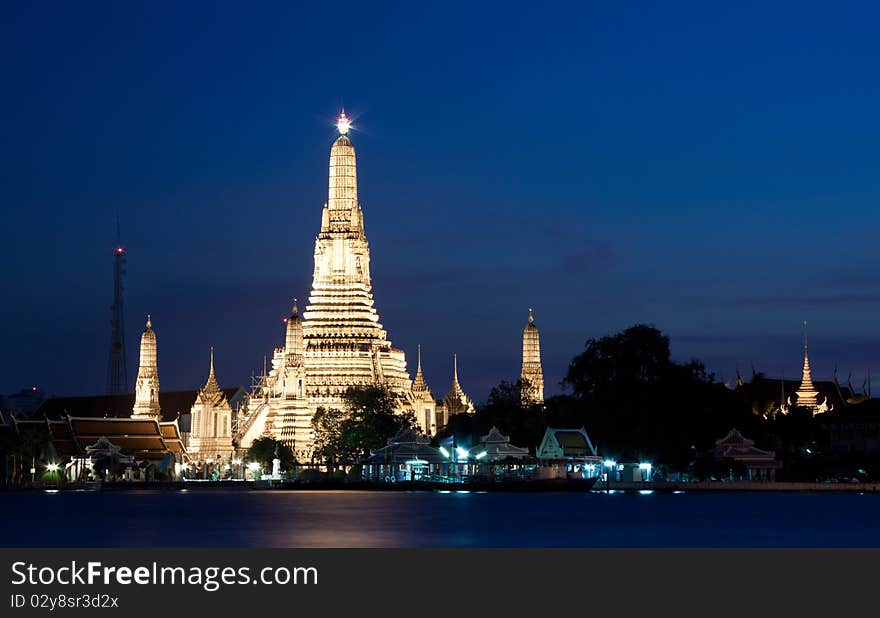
[{"left": 520, "top": 308, "right": 544, "bottom": 405}]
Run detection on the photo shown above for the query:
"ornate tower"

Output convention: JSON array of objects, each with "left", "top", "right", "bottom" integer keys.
[
  {"left": 795, "top": 321, "right": 820, "bottom": 414},
  {"left": 412, "top": 345, "right": 439, "bottom": 436},
  {"left": 132, "top": 315, "right": 161, "bottom": 420},
  {"left": 301, "top": 111, "right": 412, "bottom": 410},
  {"left": 105, "top": 220, "right": 128, "bottom": 394},
  {"left": 189, "top": 347, "right": 234, "bottom": 462},
  {"left": 520, "top": 308, "right": 545, "bottom": 405}
]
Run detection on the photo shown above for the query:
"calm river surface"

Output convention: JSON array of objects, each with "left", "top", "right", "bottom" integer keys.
[{"left": 3, "top": 490, "right": 880, "bottom": 547}]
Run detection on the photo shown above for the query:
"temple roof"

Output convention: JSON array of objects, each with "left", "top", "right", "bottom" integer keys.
[
  {"left": 412, "top": 344, "right": 431, "bottom": 393},
  {"left": 735, "top": 375, "right": 851, "bottom": 411},
  {"left": 36, "top": 388, "right": 242, "bottom": 423}
]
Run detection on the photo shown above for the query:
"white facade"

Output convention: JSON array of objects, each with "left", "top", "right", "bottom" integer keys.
[
  {"left": 188, "top": 348, "right": 235, "bottom": 462},
  {"left": 520, "top": 309, "right": 544, "bottom": 405},
  {"left": 132, "top": 315, "right": 161, "bottom": 420}
]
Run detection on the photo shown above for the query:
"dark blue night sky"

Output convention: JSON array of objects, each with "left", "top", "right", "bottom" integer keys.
[{"left": 3, "top": 2, "right": 879, "bottom": 400}]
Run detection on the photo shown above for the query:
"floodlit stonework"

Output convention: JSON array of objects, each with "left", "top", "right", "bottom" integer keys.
[
  {"left": 131, "top": 315, "right": 161, "bottom": 420},
  {"left": 188, "top": 348, "right": 235, "bottom": 462},
  {"left": 412, "top": 345, "right": 441, "bottom": 436},
  {"left": 237, "top": 113, "right": 454, "bottom": 459},
  {"left": 520, "top": 308, "right": 544, "bottom": 405}
]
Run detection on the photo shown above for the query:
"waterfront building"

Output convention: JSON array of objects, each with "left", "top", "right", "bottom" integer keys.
[
  {"left": 520, "top": 309, "right": 544, "bottom": 405},
  {"left": 132, "top": 315, "right": 161, "bottom": 420},
  {"left": 467, "top": 426, "right": 530, "bottom": 462},
  {"left": 188, "top": 348, "right": 235, "bottom": 463},
  {"left": 536, "top": 426, "right": 602, "bottom": 479},
  {"left": 711, "top": 428, "right": 782, "bottom": 481},
  {"left": 360, "top": 428, "right": 446, "bottom": 482}
]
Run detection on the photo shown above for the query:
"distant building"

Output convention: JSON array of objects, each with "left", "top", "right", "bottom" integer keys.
[
  {"left": 467, "top": 426, "right": 530, "bottom": 462},
  {"left": 520, "top": 309, "right": 544, "bottom": 405},
  {"left": 711, "top": 428, "right": 782, "bottom": 481},
  {"left": 735, "top": 325, "right": 851, "bottom": 418},
  {"left": 536, "top": 426, "right": 602, "bottom": 479}
]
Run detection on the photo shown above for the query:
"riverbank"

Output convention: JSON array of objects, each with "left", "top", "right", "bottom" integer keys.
[{"left": 4, "top": 479, "right": 880, "bottom": 492}]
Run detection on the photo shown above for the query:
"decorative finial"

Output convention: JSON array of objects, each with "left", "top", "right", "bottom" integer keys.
[
  {"left": 417, "top": 344, "right": 422, "bottom": 372},
  {"left": 209, "top": 346, "right": 215, "bottom": 377},
  {"left": 292, "top": 297, "right": 298, "bottom": 316},
  {"left": 146, "top": 314, "right": 152, "bottom": 329},
  {"left": 453, "top": 353, "right": 459, "bottom": 382},
  {"left": 336, "top": 110, "right": 351, "bottom": 135},
  {"left": 528, "top": 307, "right": 534, "bottom": 324}
]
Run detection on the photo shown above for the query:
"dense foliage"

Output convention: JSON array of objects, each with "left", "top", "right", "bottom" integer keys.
[
  {"left": 247, "top": 437, "right": 297, "bottom": 471},
  {"left": 311, "top": 385, "right": 417, "bottom": 470}
]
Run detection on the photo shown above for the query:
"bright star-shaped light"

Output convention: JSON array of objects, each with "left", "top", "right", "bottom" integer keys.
[{"left": 336, "top": 110, "right": 351, "bottom": 135}]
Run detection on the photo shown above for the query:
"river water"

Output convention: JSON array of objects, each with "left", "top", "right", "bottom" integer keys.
[{"left": 3, "top": 489, "right": 879, "bottom": 547}]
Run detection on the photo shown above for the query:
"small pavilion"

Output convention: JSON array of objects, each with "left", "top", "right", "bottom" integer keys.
[
  {"left": 360, "top": 428, "right": 446, "bottom": 482},
  {"left": 712, "top": 428, "right": 782, "bottom": 481}
]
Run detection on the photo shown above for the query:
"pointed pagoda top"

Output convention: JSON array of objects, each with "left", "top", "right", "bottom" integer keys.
[
  {"left": 145, "top": 314, "right": 152, "bottom": 330},
  {"left": 413, "top": 344, "right": 430, "bottom": 393},
  {"left": 445, "top": 353, "right": 474, "bottom": 414},
  {"left": 528, "top": 308, "right": 534, "bottom": 324},
  {"left": 329, "top": 111, "right": 358, "bottom": 212},
  {"left": 201, "top": 346, "right": 222, "bottom": 396},
  {"left": 796, "top": 320, "right": 819, "bottom": 411}
]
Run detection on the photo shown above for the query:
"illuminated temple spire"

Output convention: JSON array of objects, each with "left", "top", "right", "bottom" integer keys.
[
  {"left": 300, "top": 110, "right": 412, "bottom": 413},
  {"left": 132, "top": 315, "right": 161, "bottom": 420},
  {"left": 795, "top": 320, "right": 820, "bottom": 413},
  {"left": 413, "top": 344, "right": 429, "bottom": 392},
  {"left": 520, "top": 308, "right": 545, "bottom": 405},
  {"left": 200, "top": 346, "right": 222, "bottom": 398}
]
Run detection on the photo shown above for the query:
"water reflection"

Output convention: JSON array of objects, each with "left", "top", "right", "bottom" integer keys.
[{"left": 3, "top": 490, "right": 880, "bottom": 548}]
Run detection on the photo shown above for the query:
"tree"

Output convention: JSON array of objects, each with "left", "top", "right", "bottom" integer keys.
[
  {"left": 247, "top": 437, "right": 297, "bottom": 472},
  {"left": 311, "top": 407, "right": 350, "bottom": 472},
  {"left": 309, "top": 386, "right": 417, "bottom": 469},
  {"left": 560, "top": 324, "right": 753, "bottom": 468}
]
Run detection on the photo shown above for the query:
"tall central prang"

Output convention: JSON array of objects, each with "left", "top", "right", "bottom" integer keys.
[{"left": 301, "top": 111, "right": 413, "bottom": 410}]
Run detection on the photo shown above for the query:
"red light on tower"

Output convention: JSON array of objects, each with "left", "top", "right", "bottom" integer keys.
[{"left": 115, "top": 246, "right": 125, "bottom": 255}]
